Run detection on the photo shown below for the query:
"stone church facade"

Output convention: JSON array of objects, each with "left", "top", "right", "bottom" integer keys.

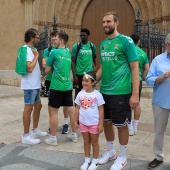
[{"left": 0, "top": 0, "right": 170, "bottom": 86}]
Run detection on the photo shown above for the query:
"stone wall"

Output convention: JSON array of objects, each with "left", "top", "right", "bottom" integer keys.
[
  {"left": 0, "top": 0, "right": 167, "bottom": 98},
  {"left": 0, "top": 71, "right": 21, "bottom": 87},
  {"left": 0, "top": 0, "right": 25, "bottom": 71}
]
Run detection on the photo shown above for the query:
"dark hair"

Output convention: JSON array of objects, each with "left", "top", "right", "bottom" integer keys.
[
  {"left": 56, "top": 32, "right": 69, "bottom": 44},
  {"left": 24, "top": 28, "right": 38, "bottom": 43},
  {"left": 85, "top": 71, "right": 96, "bottom": 83},
  {"left": 50, "top": 31, "right": 58, "bottom": 37},
  {"left": 81, "top": 28, "right": 90, "bottom": 36},
  {"left": 103, "top": 11, "right": 119, "bottom": 22},
  {"left": 130, "top": 33, "right": 140, "bottom": 45}
]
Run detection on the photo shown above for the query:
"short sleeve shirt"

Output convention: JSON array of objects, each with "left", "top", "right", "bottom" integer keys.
[
  {"left": 136, "top": 46, "right": 149, "bottom": 80},
  {"left": 72, "top": 41, "right": 96, "bottom": 75},
  {"left": 43, "top": 46, "right": 56, "bottom": 81},
  {"left": 100, "top": 34, "right": 138, "bottom": 95},
  {"left": 21, "top": 45, "right": 41, "bottom": 90},
  {"left": 75, "top": 89, "right": 105, "bottom": 126},
  {"left": 46, "top": 48, "right": 73, "bottom": 91}
]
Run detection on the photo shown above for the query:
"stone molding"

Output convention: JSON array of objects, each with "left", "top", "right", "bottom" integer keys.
[
  {"left": 142, "top": 15, "right": 170, "bottom": 25},
  {"left": 33, "top": 20, "right": 81, "bottom": 30},
  {"left": 21, "top": 0, "right": 34, "bottom": 29},
  {"left": 21, "top": 0, "right": 34, "bottom": 2}
]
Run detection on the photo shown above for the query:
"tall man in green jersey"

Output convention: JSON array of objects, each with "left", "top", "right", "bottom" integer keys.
[
  {"left": 42, "top": 31, "right": 70, "bottom": 134},
  {"left": 128, "top": 33, "right": 149, "bottom": 136},
  {"left": 44, "top": 32, "right": 77, "bottom": 146},
  {"left": 96, "top": 12, "right": 139, "bottom": 170}
]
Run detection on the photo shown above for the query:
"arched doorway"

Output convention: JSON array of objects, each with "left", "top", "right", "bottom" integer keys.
[{"left": 82, "top": 0, "right": 135, "bottom": 67}]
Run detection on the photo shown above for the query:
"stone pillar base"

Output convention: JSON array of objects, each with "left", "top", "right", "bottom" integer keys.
[{"left": 0, "top": 70, "right": 21, "bottom": 87}]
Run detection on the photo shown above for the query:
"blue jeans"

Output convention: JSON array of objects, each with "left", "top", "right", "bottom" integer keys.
[{"left": 24, "top": 89, "right": 41, "bottom": 105}]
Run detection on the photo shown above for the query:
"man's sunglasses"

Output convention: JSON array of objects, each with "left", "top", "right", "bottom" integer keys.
[{"left": 80, "top": 34, "right": 87, "bottom": 37}]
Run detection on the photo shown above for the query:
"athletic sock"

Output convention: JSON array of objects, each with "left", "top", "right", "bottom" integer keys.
[
  {"left": 133, "top": 120, "right": 139, "bottom": 130},
  {"left": 128, "top": 121, "right": 133, "bottom": 130},
  {"left": 50, "top": 135, "right": 57, "bottom": 140},
  {"left": 85, "top": 157, "right": 91, "bottom": 163},
  {"left": 92, "top": 158, "right": 99, "bottom": 164},
  {"left": 32, "top": 128, "right": 38, "bottom": 133},
  {"left": 64, "top": 118, "right": 69, "bottom": 125},
  {"left": 107, "top": 141, "right": 115, "bottom": 153},
  {"left": 23, "top": 133, "right": 29, "bottom": 138},
  {"left": 120, "top": 144, "right": 127, "bottom": 158},
  {"left": 71, "top": 132, "right": 76, "bottom": 136}
]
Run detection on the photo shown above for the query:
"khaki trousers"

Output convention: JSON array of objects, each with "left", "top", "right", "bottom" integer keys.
[{"left": 152, "top": 104, "right": 170, "bottom": 161}]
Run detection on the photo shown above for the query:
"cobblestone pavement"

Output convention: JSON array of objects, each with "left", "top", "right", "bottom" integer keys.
[{"left": 0, "top": 85, "right": 170, "bottom": 170}]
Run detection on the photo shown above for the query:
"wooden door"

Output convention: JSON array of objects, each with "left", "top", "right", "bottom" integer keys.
[{"left": 82, "top": 0, "right": 135, "bottom": 68}]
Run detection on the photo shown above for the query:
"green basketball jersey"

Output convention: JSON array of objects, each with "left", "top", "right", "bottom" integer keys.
[
  {"left": 72, "top": 41, "right": 96, "bottom": 75},
  {"left": 100, "top": 34, "right": 138, "bottom": 95},
  {"left": 46, "top": 48, "right": 72, "bottom": 91},
  {"left": 43, "top": 46, "right": 56, "bottom": 81},
  {"left": 136, "top": 46, "right": 149, "bottom": 80}
]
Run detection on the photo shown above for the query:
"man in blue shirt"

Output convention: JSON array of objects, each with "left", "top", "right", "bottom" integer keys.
[{"left": 146, "top": 33, "right": 170, "bottom": 169}]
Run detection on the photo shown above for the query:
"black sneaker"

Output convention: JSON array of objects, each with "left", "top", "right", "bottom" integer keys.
[{"left": 61, "top": 124, "right": 69, "bottom": 134}]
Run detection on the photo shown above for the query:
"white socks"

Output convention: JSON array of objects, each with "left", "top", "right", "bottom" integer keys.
[
  {"left": 64, "top": 118, "right": 69, "bottom": 125},
  {"left": 23, "top": 133, "right": 29, "bottom": 138},
  {"left": 107, "top": 141, "right": 115, "bottom": 153},
  {"left": 120, "top": 144, "right": 127, "bottom": 158},
  {"left": 50, "top": 135, "right": 57, "bottom": 140},
  {"left": 92, "top": 158, "right": 99, "bottom": 164},
  {"left": 132, "top": 120, "right": 139, "bottom": 130},
  {"left": 85, "top": 157, "right": 91, "bottom": 163},
  {"left": 71, "top": 132, "right": 77, "bottom": 136},
  {"left": 128, "top": 121, "right": 133, "bottom": 130},
  {"left": 128, "top": 120, "right": 139, "bottom": 130},
  {"left": 32, "top": 128, "right": 38, "bottom": 133}
]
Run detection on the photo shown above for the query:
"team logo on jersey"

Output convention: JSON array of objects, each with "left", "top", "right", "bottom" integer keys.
[
  {"left": 114, "top": 44, "right": 118, "bottom": 49},
  {"left": 102, "top": 46, "right": 104, "bottom": 50}
]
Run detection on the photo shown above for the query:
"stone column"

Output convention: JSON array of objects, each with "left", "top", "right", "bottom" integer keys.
[{"left": 21, "top": 0, "right": 35, "bottom": 29}]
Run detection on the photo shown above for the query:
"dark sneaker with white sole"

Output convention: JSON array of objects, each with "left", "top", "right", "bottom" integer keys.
[{"left": 61, "top": 124, "right": 69, "bottom": 134}]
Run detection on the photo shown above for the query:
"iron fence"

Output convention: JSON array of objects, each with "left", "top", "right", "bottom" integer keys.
[{"left": 135, "top": 10, "right": 170, "bottom": 63}]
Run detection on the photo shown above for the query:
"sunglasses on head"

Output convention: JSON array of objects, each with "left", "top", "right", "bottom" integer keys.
[{"left": 80, "top": 34, "right": 87, "bottom": 37}]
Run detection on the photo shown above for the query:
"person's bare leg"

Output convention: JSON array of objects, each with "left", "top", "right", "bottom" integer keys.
[
  {"left": 23, "top": 104, "right": 33, "bottom": 133},
  {"left": 32, "top": 101, "right": 42, "bottom": 128},
  {"left": 134, "top": 104, "right": 141, "bottom": 120},
  {"left": 90, "top": 133, "right": 99, "bottom": 159},
  {"left": 82, "top": 132, "right": 91, "bottom": 158},
  {"left": 65, "top": 106, "right": 76, "bottom": 132},
  {"left": 63, "top": 107, "right": 69, "bottom": 119},
  {"left": 49, "top": 106, "right": 59, "bottom": 136},
  {"left": 133, "top": 104, "right": 141, "bottom": 133},
  {"left": 104, "top": 121, "right": 115, "bottom": 141},
  {"left": 117, "top": 125, "right": 129, "bottom": 145}
]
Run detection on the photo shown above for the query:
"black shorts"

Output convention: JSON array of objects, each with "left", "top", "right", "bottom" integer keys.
[
  {"left": 75, "top": 74, "right": 83, "bottom": 90},
  {"left": 139, "top": 80, "right": 142, "bottom": 100},
  {"left": 48, "top": 89, "right": 73, "bottom": 108},
  {"left": 102, "top": 93, "right": 132, "bottom": 127}
]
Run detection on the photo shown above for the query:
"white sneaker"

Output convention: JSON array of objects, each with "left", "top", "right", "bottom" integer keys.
[
  {"left": 88, "top": 163, "right": 98, "bottom": 170},
  {"left": 44, "top": 137, "right": 57, "bottom": 146},
  {"left": 129, "top": 129, "right": 134, "bottom": 136},
  {"left": 134, "top": 128, "right": 137, "bottom": 135},
  {"left": 110, "top": 156, "right": 127, "bottom": 170},
  {"left": 31, "top": 129, "right": 48, "bottom": 138},
  {"left": 80, "top": 162, "right": 90, "bottom": 170},
  {"left": 22, "top": 135, "right": 41, "bottom": 144},
  {"left": 99, "top": 151, "right": 117, "bottom": 165},
  {"left": 67, "top": 133, "right": 78, "bottom": 143}
]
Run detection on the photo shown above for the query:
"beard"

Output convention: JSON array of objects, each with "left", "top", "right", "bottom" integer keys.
[{"left": 104, "top": 27, "right": 115, "bottom": 35}]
